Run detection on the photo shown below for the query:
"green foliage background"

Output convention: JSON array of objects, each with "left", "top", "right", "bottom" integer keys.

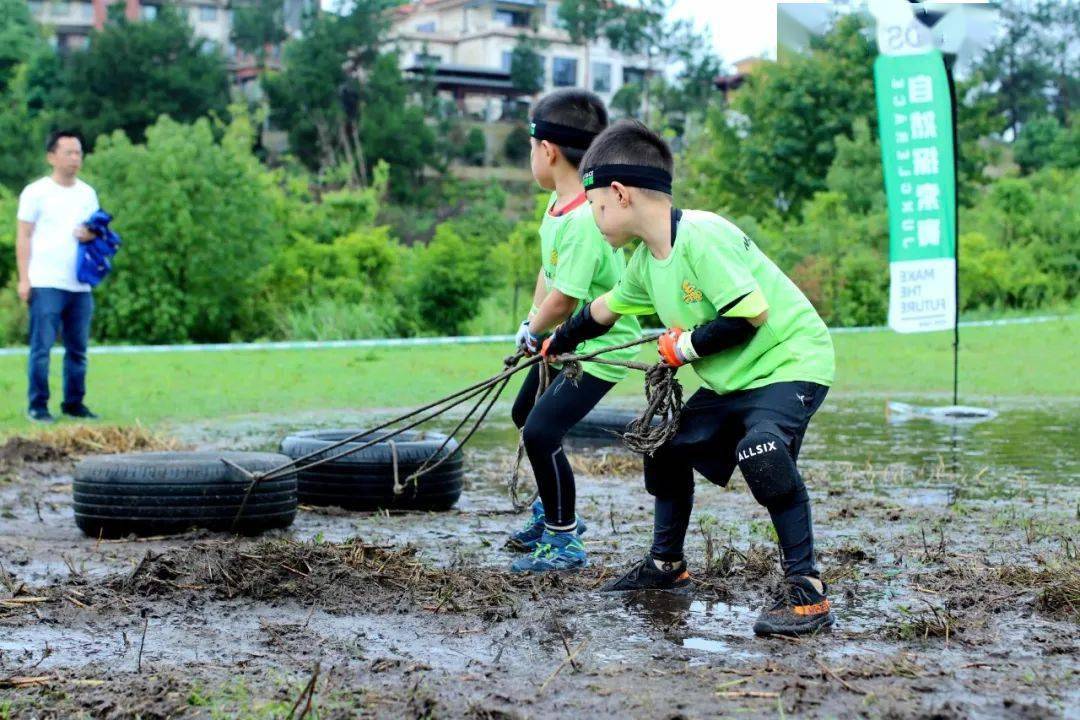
[{"left": 0, "top": 0, "right": 1076, "bottom": 346}]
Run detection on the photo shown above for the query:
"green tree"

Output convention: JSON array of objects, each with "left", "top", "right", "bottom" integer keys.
[
  {"left": 557, "top": 0, "right": 610, "bottom": 88},
  {"left": 492, "top": 192, "right": 548, "bottom": 321},
  {"left": 605, "top": 0, "right": 694, "bottom": 117},
  {"left": 491, "top": 220, "right": 538, "bottom": 323},
  {"left": 462, "top": 128, "right": 486, "bottom": 166},
  {"left": 231, "top": 0, "right": 288, "bottom": 74},
  {"left": 1015, "top": 118, "right": 1067, "bottom": 175},
  {"left": 359, "top": 54, "right": 438, "bottom": 196},
  {"left": 824, "top": 118, "right": 884, "bottom": 215},
  {"left": 1038, "top": 1, "right": 1079, "bottom": 126},
  {"left": 0, "top": 0, "right": 42, "bottom": 94},
  {"left": 411, "top": 223, "right": 497, "bottom": 335},
  {"left": 0, "top": 0, "right": 47, "bottom": 190},
  {"left": 50, "top": 7, "right": 229, "bottom": 145},
  {"left": 967, "top": 0, "right": 1078, "bottom": 137},
  {"left": 266, "top": 3, "right": 432, "bottom": 191},
  {"left": 503, "top": 124, "right": 531, "bottom": 163},
  {"left": 664, "top": 48, "right": 723, "bottom": 123},
  {"left": 84, "top": 114, "right": 279, "bottom": 342},
  {"left": 833, "top": 247, "right": 888, "bottom": 326},
  {"left": 682, "top": 15, "right": 876, "bottom": 217},
  {"left": 0, "top": 65, "right": 42, "bottom": 192},
  {"left": 611, "top": 82, "right": 643, "bottom": 119},
  {"left": 509, "top": 33, "right": 546, "bottom": 95},
  {"left": 0, "top": 186, "right": 16, "bottom": 283}
]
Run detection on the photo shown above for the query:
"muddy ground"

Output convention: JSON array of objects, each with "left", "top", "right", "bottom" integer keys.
[{"left": 0, "top": 405, "right": 1078, "bottom": 720}]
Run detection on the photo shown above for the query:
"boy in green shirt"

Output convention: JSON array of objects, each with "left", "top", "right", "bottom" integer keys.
[
  {"left": 506, "top": 90, "right": 642, "bottom": 573},
  {"left": 542, "top": 120, "right": 837, "bottom": 636}
]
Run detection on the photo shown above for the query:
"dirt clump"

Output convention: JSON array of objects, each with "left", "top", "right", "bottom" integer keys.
[
  {"left": 0, "top": 436, "right": 68, "bottom": 471},
  {"left": 0, "top": 425, "right": 184, "bottom": 475},
  {"left": 105, "top": 537, "right": 599, "bottom": 619}
]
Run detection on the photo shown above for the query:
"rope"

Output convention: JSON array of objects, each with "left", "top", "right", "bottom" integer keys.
[
  {"left": 621, "top": 363, "right": 683, "bottom": 454},
  {"left": 389, "top": 440, "right": 401, "bottom": 496},
  {"left": 229, "top": 334, "right": 681, "bottom": 525},
  {"left": 505, "top": 340, "right": 684, "bottom": 509},
  {"left": 507, "top": 359, "right": 550, "bottom": 511}
]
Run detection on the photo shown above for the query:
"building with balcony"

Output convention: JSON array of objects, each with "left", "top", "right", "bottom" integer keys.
[
  {"left": 388, "top": 0, "right": 653, "bottom": 120},
  {"left": 26, "top": 0, "right": 311, "bottom": 83}
]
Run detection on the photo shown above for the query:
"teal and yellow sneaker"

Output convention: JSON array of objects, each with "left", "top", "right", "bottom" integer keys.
[
  {"left": 510, "top": 530, "right": 587, "bottom": 573},
  {"left": 505, "top": 499, "right": 586, "bottom": 552}
]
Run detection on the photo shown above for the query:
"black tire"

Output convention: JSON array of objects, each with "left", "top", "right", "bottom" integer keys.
[
  {"left": 567, "top": 407, "right": 655, "bottom": 443},
  {"left": 73, "top": 451, "right": 298, "bottom": 538},
  {"left": 279, "top": 430, "right": 463, "bottom": 512}
]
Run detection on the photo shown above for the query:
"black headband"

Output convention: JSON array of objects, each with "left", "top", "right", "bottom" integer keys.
[
  {"left": 581, "top": 164, "right": 673, "bottom": 195},
  {"left": 529, "top": 119, "right": 598, "bottom": 150}
]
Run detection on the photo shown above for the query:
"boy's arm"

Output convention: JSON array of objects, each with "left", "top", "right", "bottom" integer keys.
[
  {"left": 658, "top": 292, "right": 769, "bottom": 367},
  {"left": 590, "top": 293, "right": 622, "bottom": 326},
  {"left": 528, "top": 268, "right": 546, "bottom": 317},
  {"left": 516, "top": 269, "right": 551, "bottom": 353},
  {"left": 541, "top": 293, "right": 621, "bottom": 358},
  {"left": 528, "top": 288, "right": 578, "bottom": 335}
]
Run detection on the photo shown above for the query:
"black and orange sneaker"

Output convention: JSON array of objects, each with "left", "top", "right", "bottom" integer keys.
[
  {"left": 753, "top": 576, "right": 834, "bottom": 636},
  {"left": 602, "top": 555, "right": 692, "bottom": 592}
]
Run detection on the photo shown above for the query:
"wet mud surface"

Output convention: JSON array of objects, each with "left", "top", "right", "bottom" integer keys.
[{"left": 1, "top": 398, "right": 1078, "bottom": 719}]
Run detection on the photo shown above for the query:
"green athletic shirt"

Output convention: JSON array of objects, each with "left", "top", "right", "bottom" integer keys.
[
  {"left": 606, "top": 209, "right": 835, "bottom": 394},
  {"left": 540, "top": 193, "right": 642, "bottom": 383}
]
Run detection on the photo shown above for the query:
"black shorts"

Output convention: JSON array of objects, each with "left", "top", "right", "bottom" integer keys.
[{"left": 657, "top": 380, "right": 829, "bottom": 487}]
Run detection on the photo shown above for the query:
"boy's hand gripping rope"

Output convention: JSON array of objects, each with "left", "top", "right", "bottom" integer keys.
[{"left": 224, "top": 335, "right": 683, "bottom": 526}]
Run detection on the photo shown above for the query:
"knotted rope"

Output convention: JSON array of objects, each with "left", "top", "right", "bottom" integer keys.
[
  {"left": 229, "top": 335, "right": 683, "bottom": 525},
  {"left": 506, "top": 339, "right": 684, "bottom": 509}
]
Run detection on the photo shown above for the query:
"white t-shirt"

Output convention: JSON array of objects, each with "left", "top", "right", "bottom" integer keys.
[{"left": 17, "top": 177, "right": 100, "bottom": 292}]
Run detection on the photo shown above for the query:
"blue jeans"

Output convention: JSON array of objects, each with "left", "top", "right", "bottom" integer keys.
[{"left": 27, "top": 288, "right": 94, "bottom": 412}]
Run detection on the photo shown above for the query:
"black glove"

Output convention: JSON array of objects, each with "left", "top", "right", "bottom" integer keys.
[{"left": 541, "top": 302, "right": 611, "bottom": 359}]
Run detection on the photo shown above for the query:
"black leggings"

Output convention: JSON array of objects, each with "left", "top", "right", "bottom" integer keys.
[
  {"left": 645, "top": 381, "right": 828, "bottom": 578},
  {"left": 511, "top": 364, "right": 614, "bottom": 529}
]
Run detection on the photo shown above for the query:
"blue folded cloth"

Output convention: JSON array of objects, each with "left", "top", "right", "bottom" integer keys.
[{"left": 77, "top": 209, "right": 121, "bottom": 287}]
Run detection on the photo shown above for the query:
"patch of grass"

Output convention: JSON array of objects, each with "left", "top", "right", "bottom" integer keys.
[
  {"left": 0, "top": 425, "right": 183, "bottom": 473},
  {"left": 187, "top": 677, "right": 296, "bottom": 720},
  {"left": 1000, "top": 563, "right": 1080, "bottom": 622},
  {"left": 569, "top": 450, "right": 641, "bottom": 477},
  {"left": 25, "top": 424, "right": 184, "bottom": 455},
  {"left": 887, "top": 602, "right": 965, "bottom": 642},
  {"left": 0, "top": 315, "right": 1074, "bottom": 432}
]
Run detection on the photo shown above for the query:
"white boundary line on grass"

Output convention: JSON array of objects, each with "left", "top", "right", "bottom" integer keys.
[{"left": 0, "top": 315, "right": 1069, "bottom": 357}]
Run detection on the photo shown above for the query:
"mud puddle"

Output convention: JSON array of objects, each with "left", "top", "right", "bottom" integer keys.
[{"left": 1, "top": 396, "right": 1078, "bottom": 718}]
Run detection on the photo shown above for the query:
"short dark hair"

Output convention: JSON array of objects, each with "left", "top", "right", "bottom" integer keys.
[
  {"left": 580, "top": 120, "right": 675, "bottom": 182},
  {"left": 46, "top": 130, "right": 83, "bottom": 153},
  {"left": 531, "top": 89, "right": 609, "bottom": 168}
]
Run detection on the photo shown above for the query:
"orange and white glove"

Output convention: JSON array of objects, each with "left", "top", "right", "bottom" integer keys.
[
  {"left": 657, "top": 328, "right": 699, "bottom": 367},
  {"left": 540, "top": 335, "right": 556, "bottom": 360}
]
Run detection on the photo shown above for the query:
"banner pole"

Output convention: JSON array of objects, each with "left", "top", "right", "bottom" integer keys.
[{"left": 946, "top": 56, "right": 960, "bottom": 406}]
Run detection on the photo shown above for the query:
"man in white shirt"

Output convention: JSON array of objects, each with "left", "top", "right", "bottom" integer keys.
[{"left": 16, "top": 130, "right": 101, "bottom": 423}]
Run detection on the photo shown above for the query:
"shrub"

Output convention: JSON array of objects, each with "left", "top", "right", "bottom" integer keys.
[
  {"left": 0, "top": 277, "right": 27, "bottom": 345},
  {"left": 503, "top": 124, "right": 531, "bottom": 163},
  {"left": 462, "top": 127, "right": 486, "bottom": 166},
  {"left": 278, "top": 297, "right": 403, "bottom": 341},
  {"left": 84, "top": 114, "right": 279, "bottom": 343},
  {"left": 0, "top": 186, "right": 15, "bottom": 287},
  {"left": 411, "top": 222, "right": 497, "bottom": 335}
]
